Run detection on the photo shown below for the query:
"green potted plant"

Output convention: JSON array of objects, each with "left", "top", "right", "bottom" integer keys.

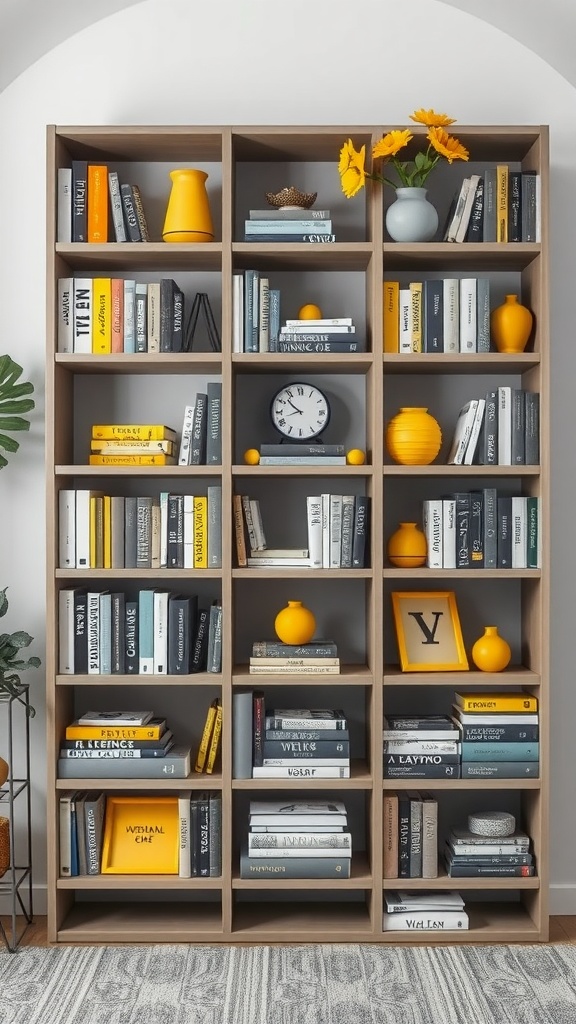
[{"left": 0, "top": 355, "right": 41, "bottom": 715}]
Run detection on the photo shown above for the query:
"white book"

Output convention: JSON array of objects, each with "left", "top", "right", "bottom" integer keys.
[
  {"left": 246, "top": 557, "right": 311, "bottom": 567},
  {"left": 99, "top": 592, "right": 112, "bottom": 675},
  {"left": 58, "top": 589, "right": 75, "bottom": 674},
  {"left": 442, "top": 279, "right": 459, "bottom": 352},
  {"left": 59, "top": 488, "right": 76, "bottom": 568},
  {"left": 147, "top": 282, "right": 161, "bottom": 352},
  {"left": 463, "top": 398, "right": 485, "bottom": 464},
  {"left": 454, "top": 174, "right": 480, "bottom": 242},
  {"left": 447, "top": 400, "right": 478, "bottom": 465},
  {"left": 280, "top": 324, "right": 356, "bottom": 335},
  {"left": 285, "top": 318, "right": 353, "bottom": 327},
  {"left": 442, "top": 498, "right": 457, "bottom": 569},
  {"left": 250, "top": 825, "right": 345, "bottom": 833},
  {"left": 498, "top": 385, "right": 512, "bottom": 465},
  {"left": 87, "top": 592, "right": 100, "bottom": 674},
  {"left": 329, "top": 494, "right": 343, "bottom": 568},
  {"left": 512, "top": 495, "right": 528, "bottom": 568},
  {"left": 73, "top": 278, "right": 92, "bottom": 354},
  {"left": 262, "top": 758, "right": 349, "bottom": 767},
  {"left": 232, "top": 273, "right": 244, "bottom": 353},
  {"left": 385, "top": 890, "right": 465, "bottom": 912},
  {"left": 321, "top": 493, "right": 330, "bottom": 567},
  {"left": 383, "top": 910, "right": 469, "bottom": 931},
  {"left": 399, "top": 288, "right": 412, "bottom": 353},
  {"left": 77, "top": 710, "right": 154, "bottom": 726},
  {"left": 250, "top": 499, "right": 266, "bottom": 550},
  {"left": 452, "top": 707, "right": 539, "bottom": 725},
  {"left": 306, "top": 496, "right": 323, "bottom": 569},
  {"left": 57, "top": 278, "right": 74, "bottom": 353},
  {"left": 445, "top": 178, "right": 471, "bottom": 242},
  {"left": 178, "top": 792, "right": 192, "bottom": 878},
  {"left": 241, "top": 495, "right": 259, "bottom": 552},
  {"left": 459, "top": 278, "right": 477, "bottom": 352},
  {"left": 249, "top": 799, "right": 347, "bottom": 817},
  {"left": 178, "top": 404, "right": 195, "bottom": 465},
  {"left": 422, "top": 499, "right": 443, "bottom": 568},
  {"left": 252, "top": 766, "right": 351, "bottom": 778},
  {"left": 75, "top": 489, "right": 102, "bottom": 568},
  {"left": 123, "top": 280, "right": 136, "bottom": 353},
  {"left": 183, "top": 494, "right": 195, "bottom": 569},
  {"left": 59, "top": 791, "right": 76, "bottom": 876},
  {"left": 57, "top": 168, "right": 72, "bottom": 243},
  {"left": 258, "top": 277, "right": 270, "bottom": 352},
  {"left": 153, "top": 591, "right": 169, "bottom": 674},
  {"left": 107, "top": 171, "right": 127, "bottom": 243},
  {"left": 247, "top": 845, "right": 352, "bottom": 858},
  {"left": 159, "top": 491, "right": 169, "bottom": 568}
]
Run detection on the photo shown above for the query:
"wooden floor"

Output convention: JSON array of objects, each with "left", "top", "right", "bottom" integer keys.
[{"left": 2, "top": 916, "right": 576, "bottom": 948}]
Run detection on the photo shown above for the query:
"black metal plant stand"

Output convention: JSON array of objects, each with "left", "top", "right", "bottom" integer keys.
[{"left": 0, "top": 686, "right": 33, "bottom": 952}]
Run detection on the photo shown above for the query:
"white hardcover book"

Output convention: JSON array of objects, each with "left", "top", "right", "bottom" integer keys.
[
  {"left": 99, "top": 592, "right": 112, "bottom": 675},
  {"left": 87, "top": 592, "right": 100, "bottom": 674},
  {"left": 73, "top": 278, "right": 92, "bottom": 354},
  {"left": 422, "top": 499, "right": 443, "bottom": 568},
  {"left": 250, "top": 499, "right": 267, "bottom": 551},
  {"left": 321, "top": 493, "right": 331, "bottom": 567},
  {"left": 147, "top": 282, "right": 161, "bottom": 352},
  {"left": 285, "top": 317, "right": 353, "bottom": 327},
  {"left": 252, "top": 766, "right": 351, "bottom": 778},
  {"left": 383, "top": 910, "right": 469, "bottom": 931},
  {"left": 399, "top": 288, "right": 412, "bottom": 353},
  {"left": 59, "top": 791, "right": 75, "bottom": 876},
  {"left": 241, "top": 495, "right": 259, "bottom": 552},
  {"left": 258, "top": 277, "right": 270, "bottom": 352},
  {"left": 247, "top": 844, "right": 352, "bottom": 858},
  {"left": 178, "top": 792, "right": 192, "bottom": 878},
  {"left": 58, "top": 589, "right": 75, "bottom": 674},
  {"left": 159, "top": 491, "right": 169, "bottom": 568},
  {"left": 57, "top": 168, "right": 72, "bottom": 243},
  {"left": 57, "top": 278, "right": 74, "bottom": 353},
  {"left": 183, "top": 494, "right": 195, "bottom": 569},
  {"left": 463, "top": 398, "right": 486, "bottom": 465},
  {"left": 108, "top": 171, "right": 127, "bottom": 242},
  {"left": 447, "top": 400, "right": 478, "bottom": 465},
  {"left": 153, "top": 590, "right": 169, "bottom": 674},
  {"left": 454, "top": 174, "right": 480, "bottom": 242},
  {"left": 445, "top": 178, "right": 471, "bottom": 242},
  {"left": 511, "top": 495, "right": 528, "bottom": 568},
  {"left": 442, "top": 279, "right": 459, "bottom": 352},
  {"left": 59, "top": 488, "right": 76, "bottom": 568},
  {"left": 123, "top": 280, "right": 136, "bottom": 353},
  {"left": 498, "top": 386, "right": 512, "bottom": 465},
  {"left": 178, "top": 404, "right": 195, "bottom": 465},
  {"left": 306, "top": 496, "right": 323, "bottom": 568},
  {"left": 279, "top": 324, "right": 356, "bottom": 335},
  {"left": 232, "top": 273, "right": 244, "bottom": 353},
  {"left": 329, "top": 494, "right": 343, "bottom": 568},
  {"left": 442, "top": 498, "right": 457, "bottom": 569},
  {"left": 459, "top": 278, "right": 477, "bottom": 352}
]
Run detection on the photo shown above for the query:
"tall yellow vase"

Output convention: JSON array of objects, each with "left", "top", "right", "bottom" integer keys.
[
  {"left": 491, "top": 294, "right": 533, "bottom": 353},
  {"left": 162, "top": 168, "right": 214, "bottom": 243}
]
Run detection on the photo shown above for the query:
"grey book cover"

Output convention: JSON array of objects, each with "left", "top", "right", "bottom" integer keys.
[
  {"left": 206, "top": 382, "right": 222, "bottom": 464},
  {"left": 58, "top": 745, "right": 191, "bottom": 779},
  {"left": 207, "top": 485, "right": 222, "bottom": 568},
  {"left": 232, "top": 691, "right": 253, "bottom": 779}
]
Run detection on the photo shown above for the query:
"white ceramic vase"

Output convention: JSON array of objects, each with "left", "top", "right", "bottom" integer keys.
[{"left": 385, "top": 186, "right": 438, "bottom": 242}]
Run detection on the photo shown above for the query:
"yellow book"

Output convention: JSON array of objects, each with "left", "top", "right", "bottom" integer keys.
[
  {"left": 89, "top": 454, "right": 177, "bottom": 466},
  {"left": 90, "top": 439, "right": 176, "bottom": 455},
  {"left": 455, "top": 692, "right": 538, "bottom": 713},
  {"left": 205, "top": 700, "right": 223, "bottom": 774},
  {"left": 410, "top": 281, "right": 423, "bottom": 353},
  {"left": 89, "top": 495, "right": 104, "bottom": 568},
  {"left": 91, "top": 424, "right": 177, "bottom": 441},
  {"left": 65, "top": 720, "right": 166, "bottom": 741},
  {"left": 102, "top": 494, "right": 112, "bottom": 569},
  {"left": 496, "top": 164, "right": 508, "bottom": 243},
  {"left": 383, "top": 280, "right": 399, "bottom": 353},
  {"left": 194, "top": 495, "right": 208, "bottom": 568},
  {"left": 100, "top": 796, "right": 179, "bottom": 874},
  {"left": 194, "top": 699, "right": 218, "bottom": 773},
  {"left": 87, "top": 164, "right": 109, "bottom": 243},
  {"left": 92, "top": 277, "right": 112, "bottom": 354}
]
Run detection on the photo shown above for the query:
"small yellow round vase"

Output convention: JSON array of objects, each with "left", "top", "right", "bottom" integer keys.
[
  {"left": 274, "top": 600, "right": 316, "bottom": 645},
  {"left": 385, "top": 407, "right": 442, "bottom": 465},
  {"left": 387, "top": 522, "right": 428, "bottom": 568},
  {"left": 162, "top": 168, "right": 214, "bottom": 243},
  {"left": 491, "top": 294, "right": 533, "bottom": 353},
  {"left": 0, "top": 758, "right": 8, "bottom": 788},
  {"left": 243, "top": 449, "right": 260, "bottom": 465},
  {"left": 346, "top": 449, "right": 366, "bottom": 465},
  {"left": 298, "top": 303, "right": 323, "bottom": 320},
  {"left": 471, "top": 626, "right": 512, "bottom": 672}
]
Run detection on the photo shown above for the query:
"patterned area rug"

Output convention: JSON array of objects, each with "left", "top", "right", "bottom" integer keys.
[{"left": 1, "top": 943, "right": 576, "bottom": 1023}]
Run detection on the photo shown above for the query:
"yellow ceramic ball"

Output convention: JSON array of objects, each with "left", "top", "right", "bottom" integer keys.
[
  {"left": 243, "top": 448, "right": 260, "bottom": 465},
  {"left": 346, "top": 448, "right": 366, "bottom": 465},
  {"left": 298, "top": 303, "right": 323, "bottom": 320}
]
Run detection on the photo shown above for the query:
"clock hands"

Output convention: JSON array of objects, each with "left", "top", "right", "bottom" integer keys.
[{"left": 286, "top": 399, "right": 303, "bottom": 414}]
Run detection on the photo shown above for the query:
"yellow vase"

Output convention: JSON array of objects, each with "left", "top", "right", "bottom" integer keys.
[
  {"left": 491, "top": 294, "right": 533, "bottom": 353},
  {"left": 471, "top": 626, "right": 512, "bottom": 672},
  {"left": 0, "top": 757, "right": 7, "bottom": 788},
  {"left": 274, "top": 600, "right": 316, "bottom": 645},
  {"left": 162, "top": 168, "right": 214, "bottom": 243},
  {"left": 387, "top": 522, "right": 427, "bottom": 567},
  {"left": 385, "top": 407, "right": 442, "bottom": 465}
]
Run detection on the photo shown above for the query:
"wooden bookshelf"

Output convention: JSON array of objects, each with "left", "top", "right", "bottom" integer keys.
[{"left": 46, "top": 123, "right": 549, "bottom": 943}]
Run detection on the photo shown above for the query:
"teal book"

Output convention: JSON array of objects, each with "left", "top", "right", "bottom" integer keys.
[
  {"left": 138, "top": 589, "right": 155, "bottom": 674},
  {"left": 461, "top": 742, "right": 539, "bottom": 762}
]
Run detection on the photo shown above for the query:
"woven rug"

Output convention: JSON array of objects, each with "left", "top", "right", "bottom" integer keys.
[{"left": 1, "top": 943, "right": 576, "bottom": 1023}]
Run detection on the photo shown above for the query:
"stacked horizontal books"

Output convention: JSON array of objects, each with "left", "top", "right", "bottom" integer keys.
[
  {"left": 453, "top": 692, "right": 539, "bottom": 779},
  {"left": 240, "top": 799, "right": 352, "bottom": 879},
  {"left": 243, "top": 207, "right": 336, "bottom": 244},
  {"left": 383, "top": 891, "right": 468, "bottom": 932},
  {"left": 57, "top": 711, "right": 192, "bottom": 779},
  {"left": 258, "top": 445, "right": 347, "bottom": 467},
  {"left": 422, "top": 489, "right": 541, "bottom": 569},
  {"left": 275, "top": 317, "right": 364, "bottom": 354},
  {"left": 444, "top": 824, "right": 534, "bottom": 878},
  {"left": 383, "top": 791, "right": 438, "bottom": 879},
  {"left": 250, "top": 640, "right": 340, "bottom": 676},
  {"left": 383, "top": 715, "right": 461, "bottom": 780},
  {"left": 252, "top": 706, "right": 349, "bottom": 780},
  {"left": 89, "top": 424, "right": 178, "bottom": 466}
]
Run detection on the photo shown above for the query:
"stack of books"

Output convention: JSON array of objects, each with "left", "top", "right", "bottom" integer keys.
[
  {"left": 250, "top": 640, "right": 340, "bottom": 676},
  {"left": 258, "top": 444, "right": 346, "bottom": 467},
  {"left": 276, "top": 316, "right": 364, "bottom": 354},
  {"left": 383, "top": 890, "right": 468, "bottom": 932},
  {"left": 453, "top": 692, "right": 539, "bottom": 779},
  {"left": 89, "top": 424, "right": 177, "bottom": 466},
  {"left": 383, "top": 715, "right": 461, "bottom": 780},
  {"left": 444, "top": 825, "right": 534, "bottom": 878},
  {"left": 243, "top": 207, "right": 335, "bottom": 244},
  {"left": 57, "top": 711, "right": 192, "bottom": 779},
  {"left": 251, "top": 707, "right": 349, "bottom": 780},
  {"left": 383, "top": 791, "right": 438, "bottom": 879},
  {"left": 240, "top": 799, "right": 352, "bottom": 878}
]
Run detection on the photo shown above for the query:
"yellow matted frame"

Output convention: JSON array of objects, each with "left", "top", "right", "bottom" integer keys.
[{"left": 391, "top": 590, "right": 469, "bottom": 672}]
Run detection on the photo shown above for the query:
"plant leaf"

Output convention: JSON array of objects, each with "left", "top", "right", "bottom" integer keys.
[
  {"left": 0, "top": 416, "right": 31, "bottom": 432},
  {"left": 0, "top": 400, "right": 35, "bottom": 415},
  {"left": 0, "top": 434, "right": 19, "bottom": 453},
  {"left": 0, "top": 590, "right": 8, "bottom": 618}
]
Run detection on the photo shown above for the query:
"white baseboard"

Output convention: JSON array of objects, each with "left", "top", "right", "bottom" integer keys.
[{"left": 549, "top": 885, "right": 576, "bottom": 916}]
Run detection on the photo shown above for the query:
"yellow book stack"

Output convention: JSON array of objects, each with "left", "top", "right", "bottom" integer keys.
[{"left": 89, "top": 424, "right": 178, "bottom": 465}]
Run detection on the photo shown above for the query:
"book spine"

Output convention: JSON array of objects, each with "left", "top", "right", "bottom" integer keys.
[
  {"left": 262, "top": 740, "right": 349, "bottom": 757},
  {"left": 276, "top": 339, "right": 365, "bottom": 352},
  {"left": 511, "top": 388, "right": 526, "bottom": 464},
  {"left": 252, "top": 690, "right": 265, "bottom": 768},
  {"left": 442, "top": 498, "right": 456, "bottom": 569},
  {"left": 409, "top": 794, "right": 422, "bottom": 878},
  {"left": 452, "top": 492, "right": 471, "bottom": 568},
  {"left": 496, "top": 165, "right": 509, "bottom": 243},
  {"left": 87, "top": 592, "right": 100, "bottom": 674},
  {"left": 87, "top": 164, "right": 109, "bottom": 243},
  {"left": 208, "top": 604, "right": 222, "bottom": 673},
  {"left": 71, "top": 160, "right": 87, "bottom": 242},
  {"left": 57, "top": 167, "right": 72, "bottom": 243},
  {"left": 57, "top": 752, "right": 191, "bottom": 778},
  {"left": 329, "top": 494, "right": 343, "bottom": 568},
  {"left": 482, "top": 487, "right": 498, "bottom": 569},
  {"left": 58, "top": 589, "right": 75, "bottom": 674},
  {"left": 480, "top": 390, "right": 498, "bottom": 464},
  {"left": 190, "top": 394, "right": 208, "bottom": 465},
  {"left": 243, "top": 233, "right": 336, "bottom": 243},
  {"left": 111, "top": 592, "right": 125, "bottom": 673},
  {"left": 421, "top": 795, "right": 438, "bottom": 879},
  {"left": 423, "top": 279, "right": 443, "bottom": 353},
  {"left": 208, "top": 793, "right": 222, "bottom": 876},
  {"left": 249, "top": 208, "right": 331, "bottom": 220},
  {"left": 423, "top": 499, "right": 443, "bottom": 568},
  {"left": 352, "top": 496, "right": 370, "bottom": 568},
  {"left": 72, "top": 279, "right": 92, "bottom": 354},
  {"left": 410, "top": 281, "right": 423, "bottom": 353},
  {"left": 383, "top": 792, "right": 399, "bottom": 878},
  {"left": 120, "top": 183, "right": 141, "bottom": 242},
  {"left": 251, "top": 766, "right": 350, "bottom": 778},
  {"left": 232, "top": 691, "right": 253, "bottom": 779},
  {"left": 399, "top": 288, "right": 411, "bottom": 352},
  {"left": 131, "top": 184, "right": 150, "bottom": 241},
  {"left": 469, "top": 490, "right": 484, "bottom": 567},
  {"left": 398, "top": 793, "right": 410, "bottom": 878},
  {"left": 442, "top": 279, "right": 459, "bottom": 352},
  {"left": 252, "top": 642, "right": 338, "bottom": 657},
  {"left": 383, "top": 280, "right": 399, "bottom": 353},
  {"left": 384, "top": 765, "right": 461, "bottom": 779},
  {"left": 240, "top": 853, "right": 351, "bottom": 878},
  {"left": 521, "top": 172, "right": 538, "bottom": 241},
  {"left": 461, "top": 741, "right": 539, "bottom": 761},
  {"left": 57, "top": 278, "right": 74, "bottom": 353},
  {"left": 173, "top": 289, "right": 184, "bottom": 351},
  {"left": 98, "top": 592, "right": 112, "bottom": 672},
  {"left": 135, "top": 283, "right": 147, "bottom": 352},
  {"left": 483, "top": 167, "right": 497, "bottom": 242},
  {"left": 446, "top": 863, "right": 534, "bottom": 877},
  {"left": 266, "top": 716, "right": 346, "bottom": 731},
  {"left": 190, "top": 607, "right": 209, "bottom": 672},
  {"left": 147, "top": 281, "right": 161, "bottom": 353},
  {"left": 245, "top": 219, "right": 333, "bottom": 233},
  {"left": 205, "top": 701, "right": 223, "bottom": 772},
  {"left": 383, "top": 911, "right": 469, "bottom": 930},
  {"left": 108, "top": 171, "right": 127, "bottom": 242},
  {"left": 207, "top": 485, "right": 222, "bottom": 569},
  {"left": 527, "top": 496, "right": 540, "bottom": 569},
  {"left": 459, "top": 278, "right": 476, "bottom": 352},
  {"left": 456, "top": 694, "right": 537, "bottom": 712},
  {"left": 138, "top": 590, "right": 154, "bottom": 674},
  {"left": 248, "top": 832, "right": 351, "bottom": 850},
  {"left": 153, "top": 590, "right": 169, "bottom": 674},
  {"left": 525, "top": 392, "right": 540, "bottom": 464},
  {"left": 206, "top": 382, "right": 222, "bottom": 464},
  {"left": 508, "top": 170, "right": 522, "bottom": 242},
  {"left": 476, "top": 278, "right": 491, "bottom": 352},
  {"left": 497, "top": 495, "right": 512, "bottom": 568},
  {"left": 465, "top": 176, "right": 484, "bottom": 241},
  {"left": 512, "top": 495, "right": 528, "bottom": 569}
]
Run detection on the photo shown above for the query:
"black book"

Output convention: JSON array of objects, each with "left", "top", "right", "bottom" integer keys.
[
  {"left": 465, "top": 176, "right": 484, "bottom": 241},
  {"left": 253, "top": 690, "right": 265, "bottom": 768},
  {"left": 190, "top": 393, "right": 208, "bottom": 465},
  {"left": 384, "top": 764, "right": 461, "bottom": 779},
  {"left": 167, "top": 494, "right": 184, "bottom": 568},
  {"left": 124, "top": 599, "right": 139, "bottom": 674},
  {"left": 73, "top": 589, "right": 88, "bottom": 674},
  {"left": 111, "top": 592, "right": 125, "bottom": 674},
  {"left": 352, "top": 496, "right": 371, "bottom": 568},
  {"left": 160, "top": 279, "right": 178, "bottom": 353},
  {"left": 61, "top": 731, "right": 173, "bottom": 751},
  {"left": 71, "top": 160, "right": 87, "bottom": 242},
  {"left": 120, "top": 183, "right": 141, "bottom": 242},
  {"left": 168, "top": 593, "right": 198, "bottom": 674},
  {"left": 206, "top": 382, "right": 222, "bottom": 465},
  {"left": 497, "top": 496, "right": 513, "bottom": 568},
  {"left": 172, "top": 289, "right": 185, "bottom": 352},
  {"left": 447, "top": 492, "right": 470, "bottom": 568},
  {"left": 423, "top": 280, "right": 443, "bottom": 353},
  {"left": 469, "top": 490, "right": 484, "bottom": 568},
  {"left": 385, "top": 753, "right": 461, "bottom": 767},
  {"left": 508, "top": 171, "right": 522, "bottom": 243},
  {"left": 197, "top": 792, "right": 211, "bottom": 877},
  {"left": 482, "top": 487, "right": 498, "bottom": 569},
  {"left": 262, "top": 739, "right": 350, "bottom": 758},
  {"left": 511, "top": 388, "right": 526, "bottom": 465},
  {"left": 525, "top": 392, "right": 540, "bottom": 465},
  {"left": 398, "top": 793, "right": 411, "bottom": 878},
  {"left": 190, "top": 607, "right": 210, "bottom": 672}
]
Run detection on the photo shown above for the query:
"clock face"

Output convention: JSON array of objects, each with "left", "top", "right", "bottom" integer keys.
[{"left": 270, "top": 382, "right": 331, "bottom": 441}]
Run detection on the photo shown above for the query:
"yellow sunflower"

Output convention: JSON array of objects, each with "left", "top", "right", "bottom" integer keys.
[
  {"left": 372, "top": 130, "right": 413, "bottom": 160},
  {"left": 339, "top": 139, "right": 367, "bottom": 198},
  {"left": 410, "top": 108, "right": 456, "bottom": 127},
  {"left": 427, "top": 127, "right": 469, "bottom": 163}
]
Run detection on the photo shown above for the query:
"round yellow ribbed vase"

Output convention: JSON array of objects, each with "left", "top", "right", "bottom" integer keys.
[
  {"left": 274, "top": 600, "right": 316, "bottom": 645},
  {"left": 162, "top": 168, "right": 214, "bottom": 243},
  {"left": 387, "top": 522, "right": 428, "bottom": 567},
  {"left": 385, "top": 407, "right": 442, "bottom": 465},
  {"left": 0, "top": 757, "right": 8, "bottom": 788},
  {"left": 491, "top": 294, "right": 533, "bottom": 353},
  {"left": 471, "top": 626, "right": 512, "bottom": 672}
]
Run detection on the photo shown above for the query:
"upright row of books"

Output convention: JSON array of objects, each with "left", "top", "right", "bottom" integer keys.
[
  {"left": 57, "top": 163, "right": 150, "bottom": 243},
  {"left": 422, "top": 490, "right": 541, "bottom": 569},
  {"left": 241, "top": 800, "right": 352, "bottom": 878},
  {"left": 443, "top": 169, "right": 540, "bottom": 244},
  {"left": 59, "top": 486, "right": 222, "bottom": 569},
  {"left": 383, "top": 278, "right": 491, "bottom": 354},
  {"left": 58, "top": 589, "right": 222, "bottom": 676},
  {"left": 447, "top": 389, "right": 539, "bottom": 467},
  {"left": 383, "top": 790, "right": 438, "bottom": 879}
]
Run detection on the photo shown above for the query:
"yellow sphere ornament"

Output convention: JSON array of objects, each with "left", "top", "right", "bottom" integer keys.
[
  {"left": 243, "top": 448, "right": 260, "bottom": 465},
  {"left": 346, "top": 448, "right": 366, "bottom": 465},
  {"left": 298, "top": 303, "right": 323, "bottom": 320}
]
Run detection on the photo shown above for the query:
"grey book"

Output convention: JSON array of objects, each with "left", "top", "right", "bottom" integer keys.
[
  {"left": 124, "top": 496, "right": 138, "bottom": 568},
  {"left": 460, "top": 762, "right": 539, "bottom": 779},
  {"left": 482, "top": 488, "right": 498, "bottom": 569},
  {"left": 263, "top": 739, "right": 350, "bottom": 758},
  {"left": 75, "top": 792, "right": 88, "bottom": 874},
  {"left": 407, "top": 791, "right": 422, "bottom": 878},
  {"left": 511, "top": 388, "right": 526, "bottom": 464},
  {"left": 207, "top": 485, "right": 222, "bottom": 568},
  {"left": 421, "top": 793, "right": 438, "bottom": 879},
  {"left": 209, "top": 793, "right": 222, "bottom": 877},
  {"left": 480, "top": 390, "right": 498, "bottom": 464},
  {"left": 84, "top": 791, "right": 105, "bottom": 875},
  {"left": 206, "top": 382, "right": 222, "bottom": 464},
  {"left": 525, "top": 392, "right": 540, "bottom": 464},
  {"left": 476, "top": 278, "right": 490, "bottom": 351},
  {"left": 482, "top": 167, "right": 497, "bottom": 242},
  {"left": 240, "top": 849, "right": 351, "bottom": 879},
  {"left": 57, "top": 745, "right": 191, "bottom": 779},
  {"left": 233, "top": 690, "right": 253, "bottom": 779},
  {"left": 136, "top": 496, "right": 153, "bottom": 568},
  {"left": 190, "top": 393, "right": 208, "bottom": 465}
]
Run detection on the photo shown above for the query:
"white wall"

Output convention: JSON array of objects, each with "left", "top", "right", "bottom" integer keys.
[{"left": 0, "top": 0, "right": 574, "bottom": 914}]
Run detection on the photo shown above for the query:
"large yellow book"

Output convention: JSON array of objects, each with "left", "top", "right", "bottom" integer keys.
[
  {"left": 455, "top": 692, "right": 538, "bottom": 713},
  {"left": 92, "top": 277, "right": 112, "bottom": 354},
  {"left": 92, "top": 424, "right": 177, "bottom": 441},
  {"left": 205, "top": 700, "right": 223, "bottom": 774},
  {"left": 65, "top": 719, "right": 166, "bottom": 741},
  {"left": 194, "top": 699, "right": 218, "bottom": 773},
  {"left": 410, "top": 281, "right": 423, "bottom": 353},
  {"left": 496, "top": 165, "right": 508, "bottom": 243},
  {"left": 101, "top": 796, "right": 179, "bottom": 873},
  {"left": 87, "top": 165, "right": 109, "bottom": 243},
  {"left": 383, "top": 280, "right": 399, "bottom": 353},
  {"left": 194, "top": 495, "right": 208, "bottom": 568},
  {"left": 89, "top": 454, "right": 177, "bottom": 466}
]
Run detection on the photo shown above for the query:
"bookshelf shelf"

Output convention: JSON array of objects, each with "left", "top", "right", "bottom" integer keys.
[{"left": 46, "top": 122, "right": 549, "bottom": 944}]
